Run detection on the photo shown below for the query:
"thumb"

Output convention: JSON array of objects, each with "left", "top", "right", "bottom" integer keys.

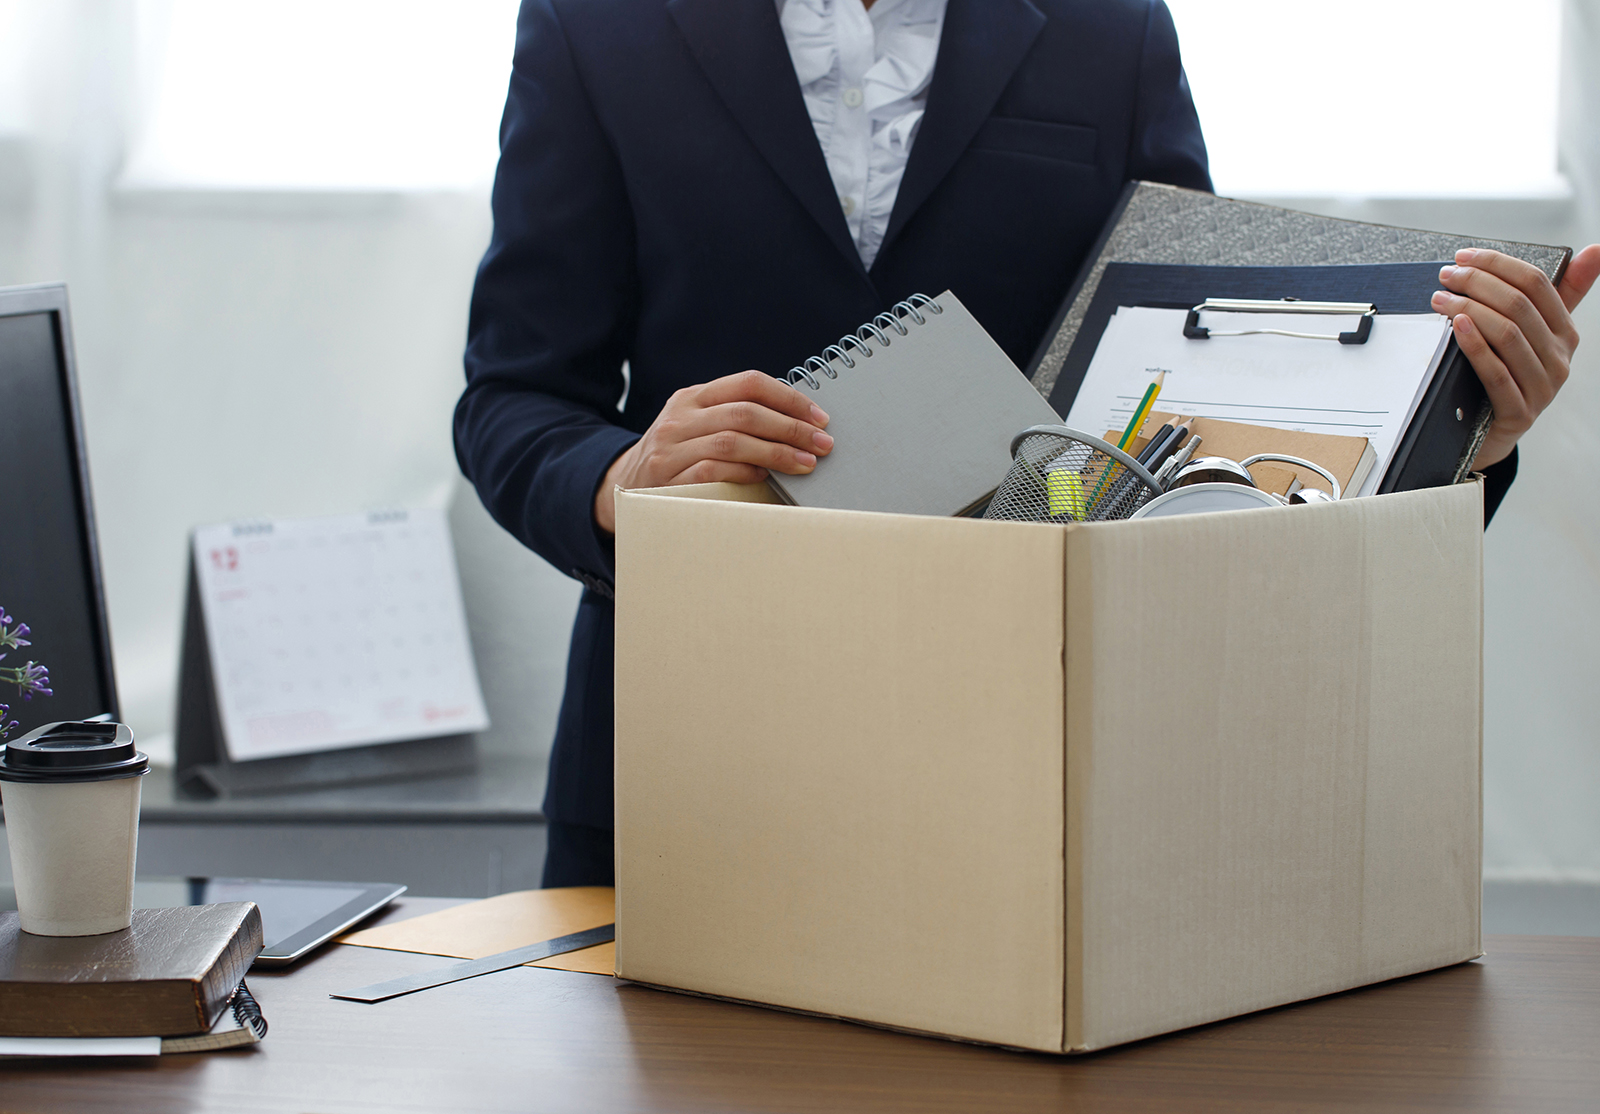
[{"left": 1557, "top": 243, "right": 1600, "bottom": 313}]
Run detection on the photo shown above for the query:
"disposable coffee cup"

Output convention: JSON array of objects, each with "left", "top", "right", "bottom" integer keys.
[{"left": 0, "top": 721, "right": 148, "bottom": 936}]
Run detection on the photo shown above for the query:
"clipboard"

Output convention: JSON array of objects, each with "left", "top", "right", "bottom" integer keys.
[
  {"left": 1031, "top": 183, "right": 1575, "bottom": 492},
  {"left": 1046, "top": 260, "right": 1494, "bottom": 492}
]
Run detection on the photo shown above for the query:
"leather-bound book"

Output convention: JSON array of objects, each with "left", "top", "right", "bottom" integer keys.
[{"left": 0, "top": 902, "right": 263, "bottom": 1037}]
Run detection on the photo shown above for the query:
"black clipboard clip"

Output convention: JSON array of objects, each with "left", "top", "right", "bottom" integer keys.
[{"left": 1183, "top": 298, "right": 1377, "bottom": 345}]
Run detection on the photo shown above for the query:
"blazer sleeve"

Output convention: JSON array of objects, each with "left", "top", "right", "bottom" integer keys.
[
  {"left": 454, "top": 0, "right": 639, "bottom": 594},
  {"left": 1127, "top": 0, "right": 1213, "bottom": 192}
]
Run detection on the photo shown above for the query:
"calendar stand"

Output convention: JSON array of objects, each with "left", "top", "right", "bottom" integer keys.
[{"left": 174, "top": 557, "right": 479, "bottom": 798}]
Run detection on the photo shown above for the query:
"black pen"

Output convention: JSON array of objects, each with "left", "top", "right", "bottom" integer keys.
[
  {"left": 1143, "top": 419, "right": 1192, "bottom": 473},
  {"left": 1136, "top": 417, "right": 1183, "bottom": 466}
]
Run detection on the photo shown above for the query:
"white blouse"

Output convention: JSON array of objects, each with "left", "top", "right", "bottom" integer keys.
[{"left": 777, "top": 0, "right": 949, "bottom": 269}]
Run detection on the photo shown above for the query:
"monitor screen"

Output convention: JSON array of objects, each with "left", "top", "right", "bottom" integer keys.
[{"left": 0, "top": 288, "right": 118, "bottom": 739}]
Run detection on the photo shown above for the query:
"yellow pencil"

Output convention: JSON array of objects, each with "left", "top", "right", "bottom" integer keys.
[
  {"left": 1088, "top": 370, "right": 1166, "bottom": 517},
  {"left": 1117, "top": 370, "right": 1166, "bottom": 452}
]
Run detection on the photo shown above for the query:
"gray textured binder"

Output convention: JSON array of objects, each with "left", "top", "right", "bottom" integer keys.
[
  {"left": 769, "top": 291, "right": 1061, "bottom": 517},
  {"left": 1030, "top": 182, "right": 1573, "bottom": 402}
]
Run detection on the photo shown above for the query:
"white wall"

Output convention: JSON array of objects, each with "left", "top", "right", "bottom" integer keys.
[
  {"left": 0, "top": 177, "right": 584, "bottom": 765},
  {"left": 0, "top": 1, "right": 1595, "bottom": 878},
  {"left": 1233, "top": 0, "right": 1600, "bottom": 883},
  {"left": 1483, "top": 0, "right": 1600, "bottom": 882}
]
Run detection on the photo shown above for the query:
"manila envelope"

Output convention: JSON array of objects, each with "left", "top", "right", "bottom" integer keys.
[{"left": 340, "top": 886, "right": 614, "bottom": 975}]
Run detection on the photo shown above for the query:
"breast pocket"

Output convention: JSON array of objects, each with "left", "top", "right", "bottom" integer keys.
[{"left": 968, "top": 117, "right": 1098, "bottom": 166}]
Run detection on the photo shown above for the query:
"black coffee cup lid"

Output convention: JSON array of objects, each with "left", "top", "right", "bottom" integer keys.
[{"left": 0, "top": 721, "right": 149, "bottom": 784}]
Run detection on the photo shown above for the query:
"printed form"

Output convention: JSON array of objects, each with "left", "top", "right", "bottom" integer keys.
[{"left": 1063, "top": 307, "right": 1454, "bottom": 496}]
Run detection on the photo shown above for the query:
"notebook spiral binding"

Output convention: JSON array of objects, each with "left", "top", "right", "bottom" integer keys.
[
  {"left": 783, "top": 294, "right": 943, "bottom": 390},
  {"left": 230, "top": 980, "right": 268, "bottom": 1039}
]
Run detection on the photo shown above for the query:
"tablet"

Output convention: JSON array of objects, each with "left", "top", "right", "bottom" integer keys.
[{"left": 0, "top": 876, "right": 406, "bottom": 967}]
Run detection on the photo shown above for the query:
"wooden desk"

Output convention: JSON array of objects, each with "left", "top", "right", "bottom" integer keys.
[{"left": 3, "top": 898, "right": 1596, "bottom": 1113}]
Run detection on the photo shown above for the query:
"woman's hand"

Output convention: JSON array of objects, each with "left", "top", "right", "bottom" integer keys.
[
  {"left": 1432, "top": 244, "right": 1600, "bottom": 469},
  {"left": 593, "top": 370, "right": 833, "bottom": 534}
]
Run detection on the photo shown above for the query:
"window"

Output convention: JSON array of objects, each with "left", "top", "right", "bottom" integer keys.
[
  {"left": 123, "top": 0, "right": 1565, "bottom": 198},
  {"left": 0, "top": 0, "right": 37, "bottom": 136},
  {"left": 1166, "top": 0, "right": 1564, "bottom": 197},
  {"left": 123, "top": 0, "right": 521, "bottom": 191}
]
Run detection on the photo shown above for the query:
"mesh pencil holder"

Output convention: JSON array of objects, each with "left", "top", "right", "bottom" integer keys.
[{"left": 982, "top": 425, "right": 1163, "bottom": 524}]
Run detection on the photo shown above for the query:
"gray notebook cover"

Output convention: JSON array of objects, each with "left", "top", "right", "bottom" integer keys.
[{"left": 769, "top": 291, "right": 1061, "bottom": 517}]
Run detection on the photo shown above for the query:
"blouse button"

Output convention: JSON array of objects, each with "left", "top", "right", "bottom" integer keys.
[
  {"left": 841, "top": 195, "right": 856, "bottom": 216},
  {"left": 842, "top": 87, "right": 864, "bottom": 108}
]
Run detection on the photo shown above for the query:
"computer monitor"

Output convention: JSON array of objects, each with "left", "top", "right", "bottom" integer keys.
[{"left": 0, "top": 283, "right": 119, "bottom": 738}]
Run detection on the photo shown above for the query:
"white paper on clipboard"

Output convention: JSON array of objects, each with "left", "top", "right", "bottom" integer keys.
[
  {"left": 192, "top": 508, "right": 489, "bottom": 762},
  {"left": 1063, "top": 307, "right": 1453, "bottom": 496}
]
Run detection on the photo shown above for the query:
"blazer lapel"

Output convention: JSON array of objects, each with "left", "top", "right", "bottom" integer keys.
[
  {"left": 878, "top": 0, "right": 1046, "bottom": 259},
  {"left": 666, "top": 0, "right": 866, "bottom": 275}
]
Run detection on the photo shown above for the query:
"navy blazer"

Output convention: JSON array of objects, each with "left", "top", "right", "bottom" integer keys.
[{"left": 459, "top": 0, "right": 1215, "bottom": 829}]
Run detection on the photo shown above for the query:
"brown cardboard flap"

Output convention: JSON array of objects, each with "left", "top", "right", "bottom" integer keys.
[
  {"left": 1064, "top": 483, "right": 1482, "bottom": 1050},
  {"left": 615, "top": 492, "right": 1070, "bottom": 1052}
]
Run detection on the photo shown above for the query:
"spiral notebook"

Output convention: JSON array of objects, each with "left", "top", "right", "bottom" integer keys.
[{"left": 769, "top": 291, "right": 1061, "bottom": 517}]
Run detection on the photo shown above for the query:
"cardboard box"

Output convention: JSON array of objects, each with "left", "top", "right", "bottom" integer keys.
[{"left": 613, "top": 482, "right": 1483, "bottom": 1053}]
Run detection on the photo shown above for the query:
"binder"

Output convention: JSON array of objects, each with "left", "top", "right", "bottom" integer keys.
[{"left": 1031, "top": 183, "right": 1575, "bottom": 492}]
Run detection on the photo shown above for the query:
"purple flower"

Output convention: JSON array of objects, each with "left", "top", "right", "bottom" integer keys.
[
  {"left": 0, "top": 608, "right": 32, "bottom": 653},
  {"left": 2, "top": 661, "right": 52, "bottom": 701},
  {"left": 17, "top": 661, "right": 51, "bottom": 699},
  {"left": 0, "top": 609, "right": 52, "bottom": 724}
]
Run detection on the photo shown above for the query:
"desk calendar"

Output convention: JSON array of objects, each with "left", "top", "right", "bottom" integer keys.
[{"left": 176, "top": 509, "right": 488, "bottom": 785}]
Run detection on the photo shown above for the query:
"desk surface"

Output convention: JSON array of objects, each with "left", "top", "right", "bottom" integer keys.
[
  {"left": 0, "top": 755, "right": 548, "bottom": 828},
  {"left": 137, "top": 753, "right": 547, "bottom": 824},
  {"left": 4, "top": 898, "right": 1596, "bottom": 1114}
]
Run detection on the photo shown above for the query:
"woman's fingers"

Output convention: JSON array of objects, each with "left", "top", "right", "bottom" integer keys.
[
  {"left": 635, "top": 428, "right": 816, "bottom": 486},
  {"left": 596, "top": 369, "right": 837, "bottom": 532},
  {"left": 1454, "top": 312, "right": 1529, "bottom": 470},
  {"left": 695, "top": 369, "right": 830, "bottom": 428},
  {"left": 641, "top": 372, "right": 832, "bottom": 481},
  {"left": 1430, "top": 247, "right": 1595, "bottom": 470},
  {"left": 678, "top": 429, "right": 819, "bottom": 475},
  {"left": 1450, "top": 314, "right": 1525, "bottom": 425},
  {"left": 669, "top": 459, "right": 770, "bottom": 486},
  {"left": 685, "top": 399, "right": 834, "bottom": 455},
  {"left": 1431, "top": 285, "right": 1552, "bottom": 403},
  {"left": 1436, "top": 261, "right": 1567, "bottom": 372},
  {"left": 1555, "top": 244, "right": 1600, "bottom": 314},
  {"left": 1449, "top": 250, "right": 1574, "bottom": 344}
]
